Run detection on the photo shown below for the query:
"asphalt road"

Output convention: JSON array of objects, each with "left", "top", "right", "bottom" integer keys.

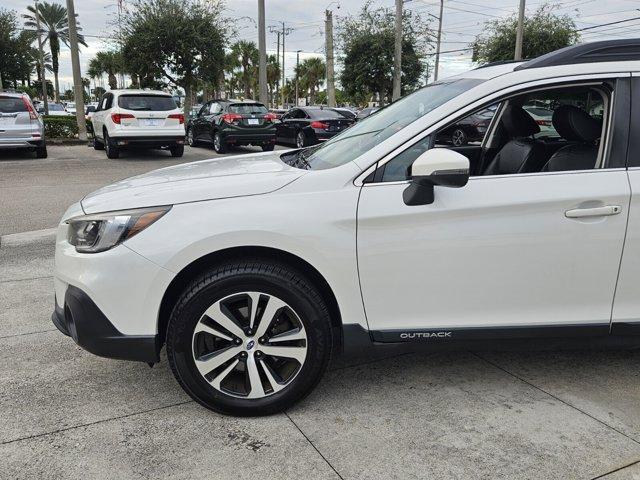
[{"left": 1, "top": 146, "right": 640, "bottom": 479}]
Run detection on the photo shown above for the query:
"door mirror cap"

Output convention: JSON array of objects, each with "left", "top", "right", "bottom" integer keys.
[{"left": 403, "top": 149, "right": 470, "bottom": 206}]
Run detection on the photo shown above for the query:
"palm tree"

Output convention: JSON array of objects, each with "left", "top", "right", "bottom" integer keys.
[
  {"left": 228, "top": 41, "right": 259, "bottom": 99},
  {"left": 296, "top": 57, "right": 326, "bottom": 105},
  {"left": 23, "top": 1, "right": 87, "bottom": 102},
  {"left": 266, "top": 54, "right": 280, "bottom": 107},
  {"left": 87, "top": 51, "right": 122, "bottom": 90}
]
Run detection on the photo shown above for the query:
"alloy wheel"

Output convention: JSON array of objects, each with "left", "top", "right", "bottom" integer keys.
[
  {"left": 452, "top": 129, "right": 467, "bottom": 146},
  {"left": 214, "top": 133, "right": 221, "bottom": 151},
  {"left": 187, "top": 129, "right": 194, "bottom": 146},
  {"left": 296, "top": 132, "right": 305, "bottom": 148},
  {"left": 191, "top": 292, "right": 308, "bottom": 399}
]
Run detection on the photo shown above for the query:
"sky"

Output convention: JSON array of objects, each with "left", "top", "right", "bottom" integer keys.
[{"left": 5, "top": 0, "right": 640, "bottom": 92}]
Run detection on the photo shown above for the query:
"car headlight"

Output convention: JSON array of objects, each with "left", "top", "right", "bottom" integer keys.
[{"left": 67, "top": 206, "right": 171, "bottom": 253}]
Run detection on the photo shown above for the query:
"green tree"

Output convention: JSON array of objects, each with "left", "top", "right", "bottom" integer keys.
[
  {"left": 0, "top": 10, "right": 35, "bottom": 89},
  {"left": 266, "top": 54, "right": 280, "bottom": 106},
  {"left": 87, "top": 51, "right": 123, "bottom": 90},
  {"left": 296, "top": 57, "right": 325, "bottom": 105},
  {"left": 472, "top": 3, "right": 579, "bottom": 64},
  {"left": 338, "top": 1, "right": 429, "bottom": 106},
  {"left": 24, "top": 1, "right": 87, "bottom": 102},
  {"left": 228, "top": 40, "right": 259, "bottom": 99},
  {"left": 121, "top": 0, "right": 227, "bottom": 119}
]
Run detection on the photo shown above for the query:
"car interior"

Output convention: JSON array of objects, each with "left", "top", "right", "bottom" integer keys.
[{"left": 378, "top": 83, "right": 611, "bottom": 182}]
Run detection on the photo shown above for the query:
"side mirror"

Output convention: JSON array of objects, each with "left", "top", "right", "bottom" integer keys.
[{"left": 403, "top": 149, "right": 470, "bottom": 206}]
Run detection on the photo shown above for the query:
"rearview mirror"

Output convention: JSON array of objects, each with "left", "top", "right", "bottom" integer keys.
[{"left": 403, "top": 149, "right": 470, "bottom": 206}]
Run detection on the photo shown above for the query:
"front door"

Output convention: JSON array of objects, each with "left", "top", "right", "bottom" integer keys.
[{"left": 357, "top": 77, "right": 630, "bottom": 340}]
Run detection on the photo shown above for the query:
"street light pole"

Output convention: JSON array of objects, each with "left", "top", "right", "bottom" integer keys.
[
  {"left": 433, "top": 0, "right": 444, "bottom": 82},
  {"left": 65, "top": 0, "right": 87, "bottom": 141},
  {"left": 295, "top": 50, "right": 302, "bottom": 106},
  {"left": 34, "top": 0, "right": 49, "bottom": 115},
  {"left": 258, "top": 0, "right": 268, "bottom": 105},
  {"left": 325, "top": 8, "right": 336, "bottom": 107},
  {"left": 392, "top": 0, "right": 403, "bottom": 101},
  {"left": 514, "top": 0, "right": 526, "bottom": 60}
]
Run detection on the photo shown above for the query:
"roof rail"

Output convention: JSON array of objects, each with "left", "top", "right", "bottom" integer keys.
[
  {"left": 514, "top": 39, "right": 640, "bottom": 71},
  {"left": 474, "top": 60, "right": 523, "bottom": 70}
]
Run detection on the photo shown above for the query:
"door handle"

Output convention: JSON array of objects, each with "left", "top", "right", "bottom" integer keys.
[{"left": 565, "top": 205, "right": 622, "bottom": 218}]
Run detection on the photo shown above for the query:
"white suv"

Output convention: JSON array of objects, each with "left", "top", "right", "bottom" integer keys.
[
  {"left": 52, "top": 40, "right": 640, "bottom": 415},
  {"left": 91, "top": 90, "right": 185, "bottom": 159}
]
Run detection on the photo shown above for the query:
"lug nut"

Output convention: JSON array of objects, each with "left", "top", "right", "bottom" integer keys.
[
  {"left": 255, "top": 351, "right": 262, "bottom": 358},
  {"left": 246, "top": 329, "right": 253, "bottom": 336},
  {"left": 259, "top": 337, "right": 266, "bottom": 344},
  {"left": 234, "top": 338, "right": 242, "bottom": 345},
  {"left": 240, "top": 351, "right": 248, "bottom": 358}
]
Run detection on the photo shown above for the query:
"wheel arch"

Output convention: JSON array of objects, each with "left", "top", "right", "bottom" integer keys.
[{"left": 157, "top": 245, "right": 344, "bottom": 351}]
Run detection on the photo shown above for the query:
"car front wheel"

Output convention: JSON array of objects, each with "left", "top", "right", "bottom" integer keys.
[
  {"left": 186, "top": 127, "right": 198, "bottom": 147},
  {"left": 451, "top": 128, "right": 468, "bottom": 147},
  {"left": 166, "top": 260, "right": 333, "bottom": 416}
]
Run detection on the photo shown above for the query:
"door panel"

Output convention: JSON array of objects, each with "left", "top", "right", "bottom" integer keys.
[{"left": 357, "top": 170, "right": 630, "bottom": 332}]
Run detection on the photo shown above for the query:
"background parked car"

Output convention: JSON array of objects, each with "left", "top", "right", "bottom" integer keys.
[
  {"left": 331, "top": 107, "right": 357, "bottom": 120},
  {"left": 268, "top": 108, "right": 288, "bottom": 120},
  {"left": 275, "top": 106, "right": 355, "bottom": 148},
  {"left": 92, "top": 90, "right": 185, "bottom": 159},
  {"left": 436, "top": 108, "right": 496, "bottom": 146},
  {"left": 46, "top": 103, "right": 72, "bottom": 116},
  {"left": 356, "top": 107, "right": 379, "bottom": 121},
  {"left": 0, "top": 92, "right": 46, "bottom": 158},
  {"left": 187, "top": 99, "right": 277, "bottom": 153},
  {"left": 523, "top": 106, "right": 557, "bottom": 137},
  {"left": 64, "top": 102, "right": 77, "bottom": 115}
]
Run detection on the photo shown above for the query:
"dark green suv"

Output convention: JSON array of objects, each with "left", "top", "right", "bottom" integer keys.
[{"left": 186, "top": 100, "right": 277, "bottom": 153}]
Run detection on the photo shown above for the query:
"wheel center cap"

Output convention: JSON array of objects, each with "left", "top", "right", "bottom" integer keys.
[{"left": 246, "top": 340, "right": 255, "bottom": 351}]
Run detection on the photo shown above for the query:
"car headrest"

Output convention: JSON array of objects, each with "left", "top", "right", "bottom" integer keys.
[
  {"left": 552, "top": 105, "right": 601, "bottom": 143},
  {"left": 501, "top": 105, "right": 540, "bottom": 138}
]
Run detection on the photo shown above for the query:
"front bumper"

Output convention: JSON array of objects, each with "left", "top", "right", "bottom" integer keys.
[{"left": 52, "top": 286, "right": 159, "bottom": 363}]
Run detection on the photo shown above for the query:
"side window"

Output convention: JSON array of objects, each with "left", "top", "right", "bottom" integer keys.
[
  {"left": 379, "top": 82, "right": 613, "bottom": 182},
  {"left": 198, "top": 103, "right": 209, "bottom": 116},
  {"left": 210, "top": 103, "right": 222, "bottom": 115},
  {"left": 104, "top": 94, "right": 113, "bottom": 110}
]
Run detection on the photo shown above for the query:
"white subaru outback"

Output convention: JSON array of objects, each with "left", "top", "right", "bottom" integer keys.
[
  {"left": 91, "top": 89, "right": 185, "bottom": 159},
  {"left": 53, "top": 40, "right": 640, "bottom": 415}
]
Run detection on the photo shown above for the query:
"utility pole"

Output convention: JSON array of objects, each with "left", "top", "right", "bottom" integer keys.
[
  {"left": 295, "top": 50, "right": 302, "bottom": 106},
  {"left": 35, "top": 0, "right": 49, "bottom": 115},
  {"left": 65, "top": 0, "right": 87, "bottom": 141},
  {"left": 325, "top": 9, "right": 336, "bottom": 107},
  {"left": 392, "top": 0, "right": 403, "bottom": 101},
  {"left": 281, "top": 23, "right": 293, "bottom": 108},
  {"left": 258, "top": 0, "right": 268, "bottom": 105},
  {"left": 434, "top": 0, "right": 444, "bottom": 82},
  {"left": 269, "top": 27, "right": 281, "bottom": 106},
  {"left": 514, "top": 0, "right": 526, "bottom": 60}
]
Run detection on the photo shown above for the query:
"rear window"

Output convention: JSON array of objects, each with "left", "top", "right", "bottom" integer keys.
[
  {"left": 118, "top": 95, "right": 176, "bottom": 111},
  {"left": 49, "top": 104, "right": 65, "bottom": 111},
  {"left": 228, "top": 103, "right": 268, "bottom": 114},
  {"left": 307, "top": 108, "right": 343, "bottom": 119},
  {"left": 0, "top": 97, "right": 28, "bottom": 113}
]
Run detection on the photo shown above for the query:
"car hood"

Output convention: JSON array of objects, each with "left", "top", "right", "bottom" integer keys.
[{"left": 81, "top": 151, "right": 303, "bottom": 214}]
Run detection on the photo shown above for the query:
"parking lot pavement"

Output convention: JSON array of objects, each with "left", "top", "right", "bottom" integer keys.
[{"left": 2, "top": 146, "right": 640, "bottom": 479}]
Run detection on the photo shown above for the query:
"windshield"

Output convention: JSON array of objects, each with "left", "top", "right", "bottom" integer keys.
[
  {"left": 49, "top": 103, "right": 65, "bottom": 111},
  {"left": 229, "top": 103, "right": 268, "bottom": 114},
  {"left": 118, "top": 95, "right": 176, "bottom": 111},
  {"left": 0, "top": 97, "right": 28, "bottom": 113},
  {"left": 284, "top": 78, "right": 485, "bottom": 170}
]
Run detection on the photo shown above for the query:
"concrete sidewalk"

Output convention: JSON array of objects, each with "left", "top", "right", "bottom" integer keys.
[{"left": 1, "top": 238, "right": 640, "bottom": 479}]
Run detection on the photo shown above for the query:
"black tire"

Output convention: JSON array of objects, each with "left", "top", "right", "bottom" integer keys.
[
  {"left": 35, "top": 145, "right": 47, "bottom": 158},
  {"left": 104, "top": 131, "right": 120, "bottom": 159},
  {"left": 186, "top": 127, "right": 199, "bottom": 147},
  {"left": 451, "top": 128, "right": 468, "bottom": 147},
  {"left": 166, "top": 260, "right": 333, "bottom": 416},
  {"left": 295, "top": 130, "right": 307, "bottom": 149},
  {"left": 170, "top": 145, "right": 184, "bottom": 157},
  {"left": 262, "top": 143, "right": 275, "bottom": 152},
  {"left": 93, "top": 136, "right": 104, "bottom": 150},
  {"left": 213, "top": 131, "right": 227, "bottom": 154}
]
